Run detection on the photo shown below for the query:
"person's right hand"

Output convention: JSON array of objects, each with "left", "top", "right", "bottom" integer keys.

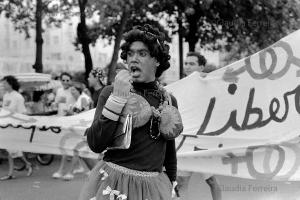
[{"left": 112, "top": 70, "right": 132, "bottom": 99}]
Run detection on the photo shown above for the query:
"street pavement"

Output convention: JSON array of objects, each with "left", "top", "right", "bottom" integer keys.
[
  {"left": 1, "top": 156, "right": 300, "bottom": 200},
  {"left": 0, "top": 156, "right": 85, "bottom": 200}
]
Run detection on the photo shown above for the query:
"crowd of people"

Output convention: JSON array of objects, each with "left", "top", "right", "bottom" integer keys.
[
  {"left": 0, "top": 67, "right": 108, "bottom": 181},
  {"left": 0, "top": 23, "right": 222, "bottom": 200}
]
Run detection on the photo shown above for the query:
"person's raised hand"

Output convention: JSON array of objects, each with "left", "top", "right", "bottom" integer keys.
[{"left": 112, "top": 70, "right": 132, "bottom": 99}]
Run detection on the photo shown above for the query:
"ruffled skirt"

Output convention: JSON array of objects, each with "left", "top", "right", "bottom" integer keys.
[{"left": 78, "top": 160, "right": 172, "bottom": 200}]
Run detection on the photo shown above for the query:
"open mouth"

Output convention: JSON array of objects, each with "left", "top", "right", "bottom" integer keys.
[
  {"left": 130, "top": 66, "right": 140, "bottom": 72},
  {"left": 130, "top": 66, "right": 141, "bottom": 77}
]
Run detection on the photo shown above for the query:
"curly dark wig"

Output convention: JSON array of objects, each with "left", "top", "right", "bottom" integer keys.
[
  {"left": 2, "top": 75, "right": 20, "bottom": 91},
  {"left": 120, "top": 24, "right": 171, "bottom": 78}
]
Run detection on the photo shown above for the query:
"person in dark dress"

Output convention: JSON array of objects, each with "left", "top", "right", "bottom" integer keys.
[{"left": 79, "top": 24, "right": 183, "bottom": 200}]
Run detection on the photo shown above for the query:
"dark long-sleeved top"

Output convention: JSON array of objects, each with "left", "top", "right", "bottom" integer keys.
[{"left": 85, "top": 81, "right": 178, "bottom": 182}]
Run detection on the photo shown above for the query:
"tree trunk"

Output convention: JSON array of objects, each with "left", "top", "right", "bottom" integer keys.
[
  {"left": 107, "top": 9, "right": 130, "bottom": 85},
  {"left": 175, "top": 0, "right": 187, "bottom": 79},
  {"left": 186, "top": 16, "right": 198, "bottom": 52},
  {"left": 78, "top": 0, "right": 93, "bottom": 80},
  {"left": 186, "top": 2, "right": 202, "bottom": 52},
  {"left": 81, "top": 38, "right": 93, "bottom": 80},
  {"left": 178, "top": 10, "right": 184, "bottom": 79},
  {"left": 33, "top": 0, "right": 43, "bottom": 73}
]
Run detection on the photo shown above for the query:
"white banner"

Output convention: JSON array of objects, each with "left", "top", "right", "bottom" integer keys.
[
  {"left": 165, "top": 29, "right": 300, "bottom": 181},
  {"left": 2, "top": 29, "right": 300, "bottom": 181},
  {"left": 0, "top": 109, "right": 97, "bottom": 159}
]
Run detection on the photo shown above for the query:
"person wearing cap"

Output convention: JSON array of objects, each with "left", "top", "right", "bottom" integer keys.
[{"left": 79, "top": 24, "right": 183, "bottom": 200}]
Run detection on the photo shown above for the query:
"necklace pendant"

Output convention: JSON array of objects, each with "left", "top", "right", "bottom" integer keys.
[{"left": 149, "top": 116, "right": 161, "bottom": 140}]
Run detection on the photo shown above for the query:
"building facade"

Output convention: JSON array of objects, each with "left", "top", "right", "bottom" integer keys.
[{"left": 0, "top": 14, "right": 110, "bottom": 75}]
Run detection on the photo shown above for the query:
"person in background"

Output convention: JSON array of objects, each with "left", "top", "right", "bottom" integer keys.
[
  {"left": 176, "top": 52, "right": 222, "bottom": 200},
  {"left": 88, "top": 68, "right": 106, "bottom": 108},
  {"left": 0, "top": 75, "right": 33, "bottom": 180},
  {"left": 68, "top": 83, "right": 92, "bottom": 114},
  {"left": 51, "top": 72, "right": 76, "bottom": 179},
  {"left": 53, "top": 72, "right": 76, "bottom": 116},
  {"left": 184, "top": 51, "right": 207, "bottom": 78},
  {"left": 52, "top": 83, "right": 92, "bottom": 180},
  {"left": 82, "top": 87, "right": 92, "bottom": 99},
  {"left": 30, "top": 91, "right": 45, "bottom": 114},
  {"left": 43, "top": 89, "right": 56, "bottom": 113}
]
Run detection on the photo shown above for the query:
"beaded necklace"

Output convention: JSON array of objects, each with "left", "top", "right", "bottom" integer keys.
[{"left": 130, "top": 81, "right": 169, "bottom": 140}]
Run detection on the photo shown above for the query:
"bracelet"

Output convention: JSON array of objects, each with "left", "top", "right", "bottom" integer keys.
[
  {"left": 102, "top": 107, "right": 120, "bottom": 121},
  {"left": 111, "top": 95, "right": 127, "bottom": 104},
  {"left": 104, "top": 95, "right": 127, "bottom": 114}
]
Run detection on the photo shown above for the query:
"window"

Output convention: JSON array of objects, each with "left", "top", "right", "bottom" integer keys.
[
  {"left": 51, "top": 53, "right": 61, "bottom": 60},
  {"left": 12, "top": 40, "right": 17, "bottom": 49},
  {"left": 53, "top": 36, "right": 59, "bottom": 45}
]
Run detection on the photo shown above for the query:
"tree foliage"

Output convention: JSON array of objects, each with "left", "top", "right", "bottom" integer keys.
[
  {"left": 2, "top": 0, "right": 297, "bottom": 75},
  {"left": 0, "top": 0, "right": 73, "bottom": 38},
  {"left": 149, "top": 0, "right": 300, "bottom": 63},
  {"left": 0, "top": 0, "right": 74, "bottom": 72}
]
